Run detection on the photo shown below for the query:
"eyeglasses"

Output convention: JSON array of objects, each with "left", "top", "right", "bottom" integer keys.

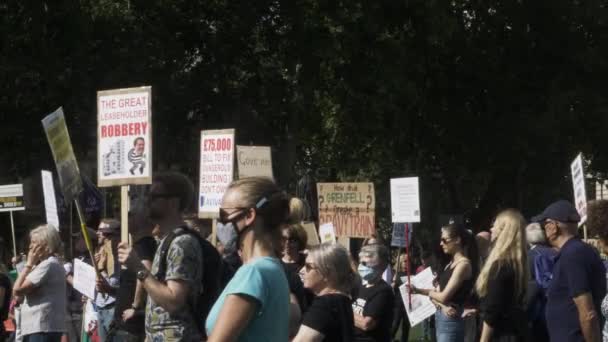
[
  {"left": 218, "top": 208, "right": 248, "bottom": 225},
  {"left": 440, "top": 237, "right": 453, "bottom": 244},
  {"left": 282, "top": 237, "right": 298, "bottom": 243},
  {"left": 304, "top": 262, "right": 317, "bottom": 272}
]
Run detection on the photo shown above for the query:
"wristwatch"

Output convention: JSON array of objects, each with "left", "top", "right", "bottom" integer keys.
[{"left": 136, "top": 268, "right": 150, "bottom": 281}]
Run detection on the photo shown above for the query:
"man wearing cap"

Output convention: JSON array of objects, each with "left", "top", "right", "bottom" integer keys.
[
  {"left": 533, "top": 200, "right": 606, "bottom": 342},
  {"left": 94, "top": 218, "right": 121, "bottom": 342}
]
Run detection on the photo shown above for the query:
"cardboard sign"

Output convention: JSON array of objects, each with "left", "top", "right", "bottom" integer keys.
[
  {"left": 319, "top": 222, "right": 337, "bottom": 244},
  {"left": 41, "top": 171, "right": 60, "bottom": 229},
  {"left": 0, "top": 184, "right": 25, "bottom": 212},
  {"left": 302, "top": 222, "right": 320, "bottom": 247},
  {"left": 236, "top": 145, "right": 273, "bottom": 179},
  {"left": 317, "top": 183, "right": 375, "bottom": 238},
  {"left": 391, "top": 223, "right": 413, "bottom": 248},
  {"left": 41, "top": 107, "right": 83, "bottom": 202},
  {"left": 73, "top": 258, "right": 96, "bottom": 299},
  {"left": 199, "top": 129, "right": 235, "bottom": 218},
  {"left": 97, "top": 86, "right": 152, "bottom": 187},
  {"left": 571, "top": 153, "right": 588, "bottom": 226},
  {"left": 390, "top": 177, "right": 421, "bottom": 223}
]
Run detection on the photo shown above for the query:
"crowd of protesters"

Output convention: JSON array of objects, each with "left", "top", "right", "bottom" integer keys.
[{"left": 1, "top": 173, "right": 608, "bottom": 342}]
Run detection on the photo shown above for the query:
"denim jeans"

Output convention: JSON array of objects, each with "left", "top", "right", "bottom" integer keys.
[
  {"left": 435, "top": 308, "right": 465, "bottom": 342},
  {"left": 97, "top": 306, "right": 115, "bottom": 342}
]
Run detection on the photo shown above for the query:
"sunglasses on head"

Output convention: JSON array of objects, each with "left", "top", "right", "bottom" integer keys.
[{"left": 218, "top": 207, "right": 249, "bottom": 225}]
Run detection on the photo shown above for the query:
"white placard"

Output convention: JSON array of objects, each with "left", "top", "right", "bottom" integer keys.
[
  {"left": 0, "top": 184, "right": 25, "bottom": 212},
  {"left": 570, "top": 153, "right": 587, "bottom": 226},
  {"left": 399, "top": 267, "right": 437, "bottom": 327},
  {"left": 73, "top": 259, "right": 96, "bottom": 299},
  {"left": 41, "top": 171, "right": 60, "bottom": 229},
  {"left": 319, "top": 222, "right": 336, "bottom": 244},
  {"left": 199, "top": 129, "right": 235, "bottom": 218},
  {"left": 97, "top": 86, "right": 152, "bottom": 187},
  {"left": 390, "top": 177, "right": 421, "bottom": 223},
  {"left": 236, "top": 145, "right": 273, "bottom": 179}
]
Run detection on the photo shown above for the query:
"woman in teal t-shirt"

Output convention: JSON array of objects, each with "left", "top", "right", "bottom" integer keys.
[{"left": 206, "top": 177, "right": 290, "bottom": 342}]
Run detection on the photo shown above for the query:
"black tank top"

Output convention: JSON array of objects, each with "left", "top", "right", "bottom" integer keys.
[{"left": 438, "top": 260, "right": 473, "bottom": 307}]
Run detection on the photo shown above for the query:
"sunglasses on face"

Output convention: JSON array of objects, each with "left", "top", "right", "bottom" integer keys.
[
  {"left": 282, "top": 237, "right": 298, "bottom": 243},
  {"left": 147, "top": 193, "right": 177, "bottom": 202},
  {"left": 440, "top": 237, "right": 453, "bottom": 244},
  {"left": 218, "top": 208, "right": 248, "bottom": 225}
]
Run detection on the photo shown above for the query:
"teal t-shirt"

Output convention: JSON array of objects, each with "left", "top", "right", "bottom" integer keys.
[{"left": 205, "top": 256, "right": 289, "bottom": 341}]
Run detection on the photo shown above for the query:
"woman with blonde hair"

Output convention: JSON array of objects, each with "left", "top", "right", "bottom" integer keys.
[
  {"left": 476, "top": 209, "right": 528, "bottom": 342},
  {"left": 13, "top": 224, "right": 66, "bottom": 342}
]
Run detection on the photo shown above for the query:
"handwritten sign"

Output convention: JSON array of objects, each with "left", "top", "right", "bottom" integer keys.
[
  {"left": 236, "top": 146, "right": 273, "bottom": 179},
  {"left": 41, "top": 171, "right": 60, "bottom": 229},
  {"left": 97, "top": 86, "right": 152, "bottom": 187},
  {"left": 571, "top": 153, "right": 588, "bottom": 226},
  {"left": 199, "top": 129, "right": 235, "bottom": 218},
  {"left": 317, "top": 183, "right": 375, "bottom": 238},
  {"left": 73, "top": 259, "right": 96, "bottom": 299},
  {"left": 41, "top": 108, "right": 83, "bottom": 202},
  {"left": 319, "top": 223, "right": 337, "bottom": 244},
  {"left": 0, "top": 184, "right": 25, "bottom": 212},
  {"left": 390, "top": 177, "right": 421, "bottom": 223}
]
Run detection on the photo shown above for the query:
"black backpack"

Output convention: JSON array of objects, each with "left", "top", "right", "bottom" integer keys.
[{"left": 156, "top": 227, "right": 225, "bottom": 337}]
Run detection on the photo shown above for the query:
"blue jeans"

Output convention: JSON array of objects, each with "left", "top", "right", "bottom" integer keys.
[
  {"left": 22, "top": 332, "right": 63, "bottom": 342},
  {"left": 435, "top": 308, "right": 464, "bottom": 342},
  {"left": 97, "top": 306, "right": 115, "bottom": 342}
]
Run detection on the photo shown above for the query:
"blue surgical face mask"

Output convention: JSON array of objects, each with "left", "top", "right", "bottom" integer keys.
[
  {"left": 358, "top": 263, "right": 379, "bottom": 282},
  {"left": 217, "top": 222, "right": 238, "bottom": 254}
]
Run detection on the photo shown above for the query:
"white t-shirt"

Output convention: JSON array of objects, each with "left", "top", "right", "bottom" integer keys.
[{"left": 20, "top": 256, "right": 67, "bottom": 336}]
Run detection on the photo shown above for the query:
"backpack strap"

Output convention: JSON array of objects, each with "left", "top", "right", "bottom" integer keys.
[{"left": 155, "top": 227, "right": 187, "bottom": 281}]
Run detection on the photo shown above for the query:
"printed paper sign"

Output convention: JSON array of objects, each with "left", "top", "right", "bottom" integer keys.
[
  {"left": 236, "top": 145, "right": 273, "bottom": 179},
  {"left": 319, "top": 222, "right": 336, "bottom": 244},
  {"left": 73, "top": 259, "right": 96, "bottom": 299},
  {"left": 41, "top": 171, "right": 60, "bottom": 229},
  {"left": 302, "top": 222, "right": 320, "bottom": 247},
  {"left": 391, "top": 223, "right": 413, "bottom": 248},
  {"left": 0, "top": 184, "right": 25, "bottom": 212},
  {"left": 317, "top": 183, "right": 375, "bottom": 238},
  {"left": 399, "top": 267, "right": 437, "bottom": 326},
  {"left": 571, "top": 153, "right": 588, "bottom": 226},
  {"left": 97, "top": 86, "right": 152, "bottom": 187},
  {"left": 390, "top": 177, "right": 421, "bottom": 223},
  {"left": 41, "top": 107, "right": 83, "bottom": 202},
  {"left": 199, "top": 129, "right": 235, "bottom": 218}
]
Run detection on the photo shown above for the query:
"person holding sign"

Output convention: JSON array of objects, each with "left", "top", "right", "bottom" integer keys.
[
  {"left": 12, "top": 224, "right": 66, "bottom": 342},
  {"left": 205, "top": 177, "right": 290, "bottom": 341},
  {"left": 412, "top": 224, "right": 478, "bottom": 342},
  {"left": 94, "top": 219, "right": 121, "bottom": 342}
]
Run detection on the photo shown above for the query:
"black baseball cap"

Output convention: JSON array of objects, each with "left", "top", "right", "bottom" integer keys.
[{"left": 531, "top": 200, "right": 581, "bottom": 223}]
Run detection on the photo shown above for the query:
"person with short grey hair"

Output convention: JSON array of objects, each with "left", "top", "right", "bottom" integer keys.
[
  {"left": 293, "top": 243, "right": 356, "bottom": 341},
  {"left": 352, "top": 244, "right": 394, "bottom": 342}
]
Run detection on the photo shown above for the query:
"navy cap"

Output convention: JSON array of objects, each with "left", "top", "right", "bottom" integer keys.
[{"left": 531, "top": 200, "right": 581, "bottom": 223}]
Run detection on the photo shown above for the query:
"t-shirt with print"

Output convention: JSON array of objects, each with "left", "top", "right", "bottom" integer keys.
[
  {"left": 352, "top": 281, "right": 394, "bottom": 342},
  {"left": 302, "top": 293, "right": 354, "bottom": 342},
  {"left": 146, "top": 231, "right": 203, "bottom": 342},
  {"left": 205, "top": 257, "right": 289, "bottom": 342},
  {"left": 21, "top": 256, "right": 66, "bottom": 336}
]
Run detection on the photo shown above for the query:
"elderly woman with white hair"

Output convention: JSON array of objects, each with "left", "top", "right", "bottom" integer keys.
[{"left": 13, "top": 224, "right": 66, "bottom": 342}]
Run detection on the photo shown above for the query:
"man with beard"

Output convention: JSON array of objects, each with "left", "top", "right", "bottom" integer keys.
[{"left": 117, "top": 172, "right": 203, "bottom": 342}]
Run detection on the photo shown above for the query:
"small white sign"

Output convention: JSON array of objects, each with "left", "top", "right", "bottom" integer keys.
[
  {"left": 319, "top": 222, "right": 336, "bottom": 244},
  {"left": 0, "top": 184, "right": 25, "bottom": 212},
  {"left": 390, "top": 177, "right": 421, "bottom": 223},
  {"left": 570, "top": 153, "right": 587, "bottom": 226},
  {"left": 399, "top": 267, "right": 437, "bottom": 327},
  {"left": 73, "top": 259, "right": 97, "bottom": 299},
  {"left": 41, "top": 171, "right": 60, "bottom": 230}
]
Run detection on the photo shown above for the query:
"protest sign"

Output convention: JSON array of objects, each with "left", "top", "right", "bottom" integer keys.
[
  {"left": 571, "top": 153, "right": 588, "bottom": 226},
  {"left": 97, "top": 86, "right": 152, "bottom": 187},
  {"left": 317, "top": 183, "right": 375, "bottom": 238},
  {"left": 302, "top": 222, "right": 320, "bottom": 247},
  {"left": 319, "top": 222, "right": 337, "bottom": 244},
  {"left": 391, "top": 223, "right": 413, "bottom": 248},
  {"left": 41, "top": 171, "right": 60, "bottom": 230},
  {"left": 236, "top": 145, "right": 273, "bottom": 179},
  {"left": 399, "top": 267, "right": 437, "bottom": 327},
  {"left": 199, "top": 129, "right": 236, "bottom": 218},
  {"left": 0, "top": 184, "right": 25, "bottom": 212},
  {"left": 390, "top": 177, "right": 421, "bottom": 223},
  {"left": 73, "top": 259, "right": 96, "bottom": 299},
  {"left": 41, "top": 108, "right": 83, "bottom": 202}
]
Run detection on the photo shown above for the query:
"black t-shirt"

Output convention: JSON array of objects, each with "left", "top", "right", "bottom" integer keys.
[
  {"left": 352, "top": 281, "right": 395, "bottom": 342},
  {"left": 283, "top": 261, "right": 310, "bottom": 312},
  {"left": 283, "top": 260, "right": 304, "bottom": 275},
  {"left": 114, "top": 237, "right": 157, "bottom": 333},
  {"left": 302, "top": 294, "right": 354, "bottom": 342}
]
